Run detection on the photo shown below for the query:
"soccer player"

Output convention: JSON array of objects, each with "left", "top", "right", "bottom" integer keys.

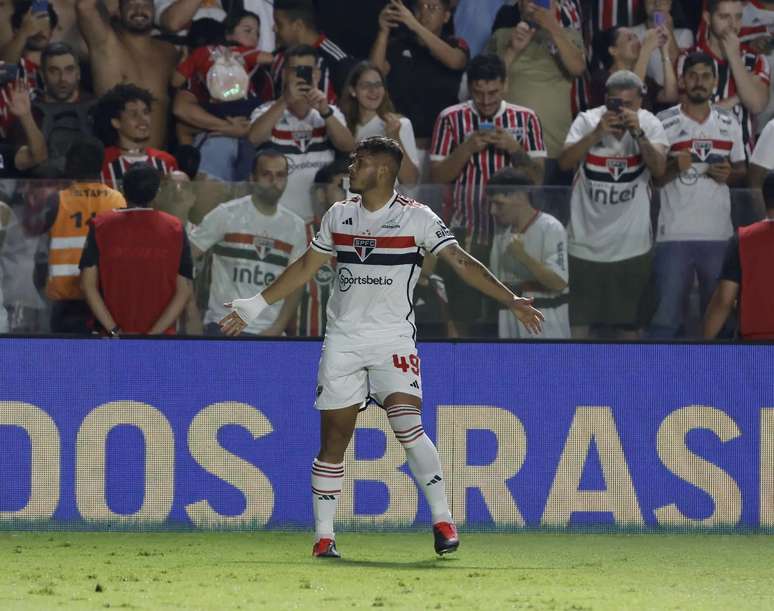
[{"left": 219, "top": 136, "right": 544, "bottom": 558}]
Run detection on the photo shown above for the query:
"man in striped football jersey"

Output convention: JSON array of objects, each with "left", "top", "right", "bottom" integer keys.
[
  {"left": 220, "top": 136, "right": 544, "bottom": 559},
  {"left": 679, "top": 0, "right": 770, "bottom": 157},
  {"left": 430, "top": 53, "right": 546, "bottom": 334}
]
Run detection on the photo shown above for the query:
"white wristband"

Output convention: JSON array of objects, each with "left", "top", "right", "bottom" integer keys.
[{"left": 231, "top": 293, "right": 268, "bottom": 324}]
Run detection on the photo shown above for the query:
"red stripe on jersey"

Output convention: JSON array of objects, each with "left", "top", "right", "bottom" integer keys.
[
  {"left": 223, "top": 233, "right": 293, "bottom": 253},
  {"left": 671, "top": 140, "right": 734, "bottom": 152},
  {"left": 331, "top": 233, "right": 417, "bottom": 248},
  {"left": 272, "top": 127, "right": 327, "bottom": 140},
  {"left": 586, "top": 153, "right": 643, "bottom": 166}
]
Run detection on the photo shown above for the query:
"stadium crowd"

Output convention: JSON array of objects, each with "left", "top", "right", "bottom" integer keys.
[{"left": 0, "top": 0, "right": 773, "bottom": 340}]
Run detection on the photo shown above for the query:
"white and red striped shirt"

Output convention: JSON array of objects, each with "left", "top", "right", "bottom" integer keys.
[
  {"left": 101, "top": 146, "right": 178, "bottom": 187},
  {"left": 561, "top": 0, "right": 591, "bottom": 116},
  {"left": 657, "top": 104, "right": 745, "bottom": 242},
  {"left": 678, "top": 40, "right": 771, "bottom": 158},
  {"left": 740, "top": 0, "right": 774, "bottom": 44},
  {"left": 430, "top": 100, "right": 546, "bottom": 245}
]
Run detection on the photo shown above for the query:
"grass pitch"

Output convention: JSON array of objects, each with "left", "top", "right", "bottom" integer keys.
[{"left": 1, "top": 531, "right": 773, "bottom": 610}]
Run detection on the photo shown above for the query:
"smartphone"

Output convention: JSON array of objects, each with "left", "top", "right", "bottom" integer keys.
[
  {"left": 653, "top": 10, "right": 666, "bottom": 27},
  {"left": 606, "top": 97, "right": 623, "bottom": 112},
  {"left": 295, "top": 65, "right": 313, "bottom": 87},
  {"left": 0, "top": 63, "right": 19, "bottom": 86},
  {"left": 533, "top": 0, "right": 551, "bottom": 8},
  {"left": 479, "top": 120, "right": 495, "bottom": 131},
  {"left": 30, "top": 0, "right": 48, "bottom": 14}
]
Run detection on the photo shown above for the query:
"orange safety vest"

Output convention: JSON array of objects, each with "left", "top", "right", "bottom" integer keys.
[{"left": 46, "top": 182, "right": 126, "bottom": 301}]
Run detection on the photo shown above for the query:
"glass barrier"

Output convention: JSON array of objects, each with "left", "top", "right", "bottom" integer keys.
[{"left": 0, "top": 178, "right": 766, "bottom": 340}]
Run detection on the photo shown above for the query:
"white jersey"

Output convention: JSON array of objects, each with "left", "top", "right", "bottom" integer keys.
[
  {"left": 249, "top": 103, "right": 346, "bottom": 222},
  {"left": 566, "top": 105, "right": 669, "bottom": 262},
  {"left": 657, "top": 105, "right": 745, "bottom": 242},
  {"left": 188, "top": 196, "right": 307, "bottom": 334},
  {"left": 490, "top": 211, "right": 570, "bottom": 339},
  {"left": 311, "top": 191, "right": 457, "bottom": 348},
  {"left": 751, "top": 117, "right": 774, "bottom": 170}
]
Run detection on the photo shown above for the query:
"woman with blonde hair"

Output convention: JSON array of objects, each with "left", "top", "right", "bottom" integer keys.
[{"left": 339, "top": 61, "right": 420, "bottom": 186}]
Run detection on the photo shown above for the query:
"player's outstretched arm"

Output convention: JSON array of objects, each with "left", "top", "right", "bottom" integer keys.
[
  {"left": 438, "top": 243, "right": 544, "bottom": 335},
  {"left": 219, "top": 246, "right": 329, "bottom": 336}
]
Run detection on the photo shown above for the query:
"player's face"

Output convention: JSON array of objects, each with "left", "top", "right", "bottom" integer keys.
[
  {"left": 470, "top": 79, "right": 505, "bottom": 119},
  {"left": 682, "top": 64, "right": 717, "bottom": 104},
  {"left": 43, "top": 53, "right": 80, "bottom": 102},
  {"left": 490, "top": 192, "right": 528, "bottom": 227},
  {"left": 253, "top": 155, "right": 289, "bottom": 204},
  {"left": 707, "top": 2, "right": 743, "bottom": 38},
  {"left": 273, "top": 10, "right": 298, "bottom": 47},
  {"left": 348, "top": 153, "right": 381, "bottom": 194},
  {"left": 228, "top": 16, "right": 259, "bottom": 48},
  {"left": 120, "top": 0, "right": 154, "bottom": 33},
  {"left": 414, "top": 1, "right": 450, "bottom": 36},
  {"left": 353, "top": 69, "right": 385, "bottom": 113},
  {"left": 112, "top": 99, "right": 151, "bottom": 144}
]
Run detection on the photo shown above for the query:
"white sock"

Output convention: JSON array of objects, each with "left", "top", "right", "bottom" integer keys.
[
  {"left": 386, "top": 404, "right": 452, "bottom": 524},
  {"left": 311, "top": 459, "right": 343, "bottom": 541}
]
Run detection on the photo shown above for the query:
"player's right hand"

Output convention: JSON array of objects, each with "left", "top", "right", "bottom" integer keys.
[{"left": 219, "top": 306, "right": 248, "bottom": 337}]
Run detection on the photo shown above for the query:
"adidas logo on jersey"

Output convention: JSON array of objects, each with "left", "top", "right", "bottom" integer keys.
[
  {"left": 410, "top": 380, "right": 420, "bottom": 389},
  {"left": 426, "top": 475, "right": 442, "bottom": 486},
  {"left": 343, "top": 218, "right": 353, "bottom": 226}
]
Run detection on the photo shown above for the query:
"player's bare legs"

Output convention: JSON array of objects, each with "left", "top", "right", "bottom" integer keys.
[
  {"left": 383, "top": 392, "right": 459, "bottom": 555},
  {"left": 311, "top": 404, "right": 359, "bottom": 558}
]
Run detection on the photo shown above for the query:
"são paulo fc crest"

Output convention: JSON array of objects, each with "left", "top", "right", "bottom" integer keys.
[
  {"left": 253, "top": 236, "right": 274, "bottom": 260},
  {"left": 692, "top": 139, "right": 713, "bottom": 162},
  {"left": 353, "top": 237, "right": 377, "bottom": 262},
  {"left": 292, "top": 130, "right": 313, "bottom": 153},
  {"left": 606, "top": 158, "right": 628, "bottom": 181}
]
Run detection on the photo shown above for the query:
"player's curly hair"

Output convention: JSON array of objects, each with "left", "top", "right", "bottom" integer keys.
[
  {"left": 355, "top": 136, "right": 403, "bottom": 174},
  {"left": 93, "top": 84, "right": 155, "bottom": 147}
]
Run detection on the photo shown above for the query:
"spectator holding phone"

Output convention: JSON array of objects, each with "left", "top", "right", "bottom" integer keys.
[
  {"left": 248, "top": 45, "right": 355, "bottom": 223},
  {"left": 1, "top": 0, "right": 57, "bottom": 76},
  {"left": 271, "top": 0, "right": 354, "bottom": 103},
  {"left": 486, "top": 0, "right": 585, "bottom": 183},
  {"left": 631, "top": 0, "right": 693, "bottom": 89},
  {"left": 558, "top": 70, "right": 668, "bottom": 340},
  {"left": 430, "top": 54, "right": 546, "bottom": 335},
  {"left": 338, "top": 60, "right": 420, "bottom": 186},
  {"left": 589, "top": 26, "right": 678, "bottom": 111},
  {"left": 648, "top": 52, "right": 746, "bottom": 338},
  {"left": 370, "top": 0, "right": 469, "bottom": 167}
]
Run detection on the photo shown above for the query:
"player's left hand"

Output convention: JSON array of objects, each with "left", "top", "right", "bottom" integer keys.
[
  {"left": 219, "top": 306, "right": 248, "bottom": 336},
  {"left": 7, "top": 81, "right": 32, "bottom": 118},
  {"left": 510, "top": 296, "right": 544, "bottom": 335},
  {"left": 524, "top": 0, "right": 559, "bottom": 33},
  {"left": 707, "top": 158, "right": 732, "bottom": 184},
  {"left": 619, "top": 108, "right": 640, "bottom": 132}
]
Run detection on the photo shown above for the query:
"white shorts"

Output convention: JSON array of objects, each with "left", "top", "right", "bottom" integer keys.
[{"left": 315, "top": 338, "right": 422, "bottom": 410}]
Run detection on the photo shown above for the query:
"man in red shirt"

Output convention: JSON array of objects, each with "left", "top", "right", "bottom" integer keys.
[
  {"left": 704, "top": 173, "right": 774, "bottom": 340},
  {"left": 93, "top": 84, "right": 178, "bottom": 186},
  {"left": 79, "top": 164, "right": 193, "bottom": 336}
]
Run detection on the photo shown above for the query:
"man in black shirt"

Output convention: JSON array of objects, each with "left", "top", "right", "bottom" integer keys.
[{"left": 370, "top": 0, "right": 469, "bottom": 144}]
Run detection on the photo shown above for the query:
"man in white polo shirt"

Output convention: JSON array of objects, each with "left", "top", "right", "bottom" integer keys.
[{"left": 648, "top": 52, "right": 746, "bottom": 338}]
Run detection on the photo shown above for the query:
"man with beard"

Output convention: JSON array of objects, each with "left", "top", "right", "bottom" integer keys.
[
  {"left": 188, "top": 149, "right": 307, "bottom": 336},
  {"left": 76, "top": 0, "right": 178, "bottom": 149},
  {"left": 647, "top": 52, "right": 746, "bottom": 338},
  {"left": 95, "top": 84, "right": 178, "bottom": 186}
]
